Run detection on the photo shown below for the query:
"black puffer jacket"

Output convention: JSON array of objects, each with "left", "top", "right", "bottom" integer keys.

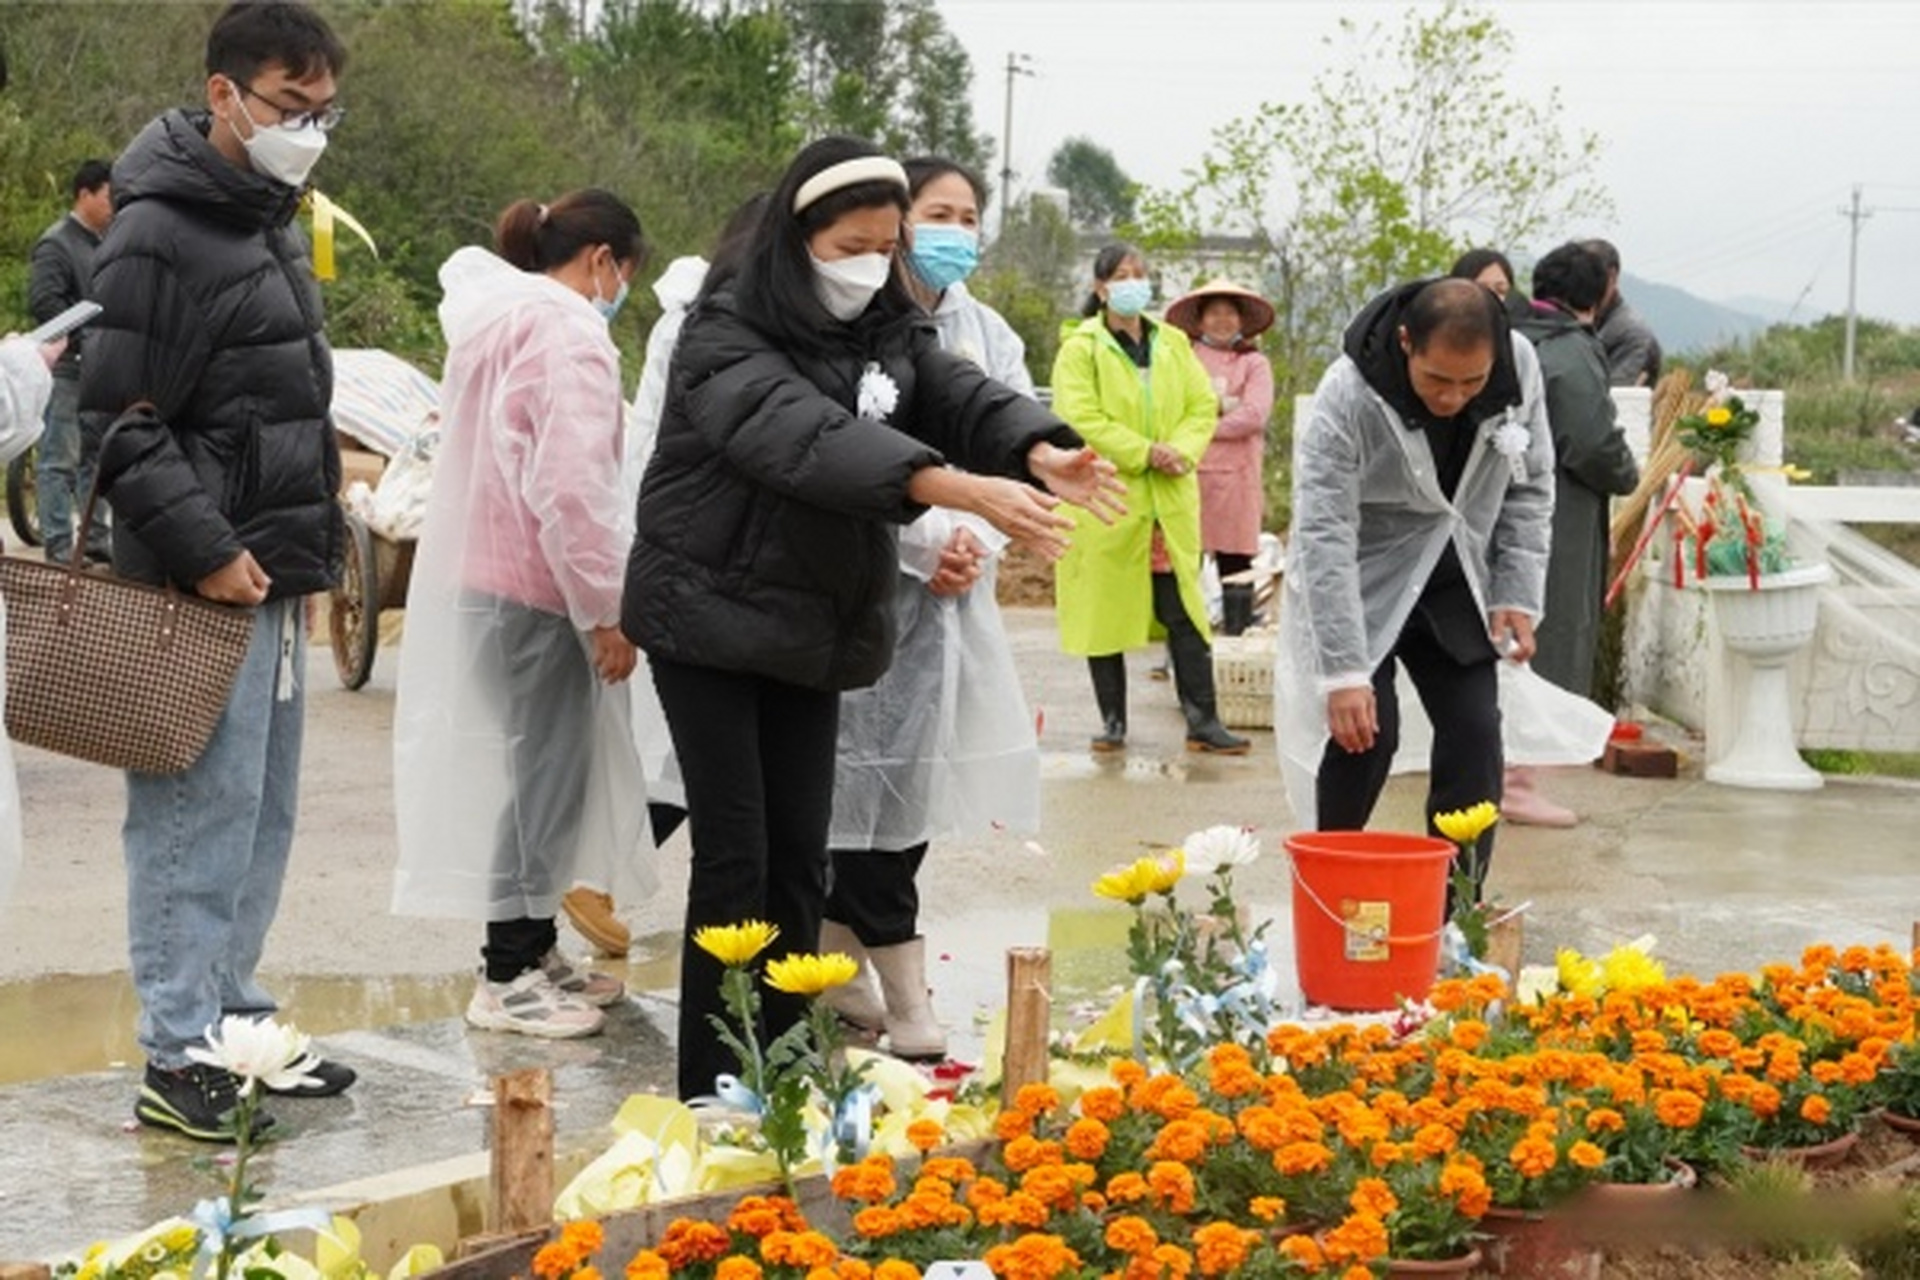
[
  {"left": 80, "top": 108, "right": 341, "bottom": 599},
  {"left": 626, "top": 288, "right": 1079, "bottom": 691}
]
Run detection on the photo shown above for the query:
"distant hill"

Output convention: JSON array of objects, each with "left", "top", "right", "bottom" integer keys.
[{"left": 1621, "top": 272, "right": 1776, "bottom": 355}]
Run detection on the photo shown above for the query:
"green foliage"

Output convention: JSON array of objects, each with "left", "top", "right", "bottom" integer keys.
[
  {"left": 1138, "top": 1, "right": 1609, "bottom": 402},
  {"left": 1045, "top": 136, "right": 1135, "bottom": 230},
  {"left": 975, "top": 196, "right": 1082, "bottom": 388}
]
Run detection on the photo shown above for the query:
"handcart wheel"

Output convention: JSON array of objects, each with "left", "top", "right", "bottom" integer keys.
[
  {"left": 7, "top": 448, "right": 40, "bottom": 547},
  {"left": 329, "top": 509, "right": 380, "bottom": 690}
]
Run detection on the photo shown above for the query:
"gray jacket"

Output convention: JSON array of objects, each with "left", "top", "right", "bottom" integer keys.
[
  {"left": 28, "top": 213, "right": 102, "bottom": 379},
  {"left": 1595, "top": 296, "right": 1662, "bottom": 388}
]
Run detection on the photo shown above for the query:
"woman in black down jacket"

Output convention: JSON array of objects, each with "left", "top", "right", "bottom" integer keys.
[{"left": 626, "top": 136, "right": 1123, "bottom": 1099}]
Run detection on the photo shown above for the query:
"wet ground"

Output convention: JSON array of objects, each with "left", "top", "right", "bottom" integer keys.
[{"left": 2, "top": 607, "right": 1916, "bottom": 1263}]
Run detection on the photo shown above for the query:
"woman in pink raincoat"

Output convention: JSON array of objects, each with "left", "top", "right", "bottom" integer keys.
[{"left": 1165, "top": 280, "right": 1275, "bottom": 635}]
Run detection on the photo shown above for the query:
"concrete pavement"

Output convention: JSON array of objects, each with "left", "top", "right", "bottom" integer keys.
[{"left": 2, "top": 607, "right": 1915, "bottom": 1263}]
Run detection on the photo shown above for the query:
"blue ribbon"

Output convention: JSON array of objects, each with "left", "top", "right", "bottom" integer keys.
[
  {"left": 189, "top": 1197, "right": 333, "bottom": 1279},
  {"left": 825, "top": 1082, "right": 881, "bottom": 1171},
  {"left": 689, "top": 1072, "right": 765, "bottom": 1116}
]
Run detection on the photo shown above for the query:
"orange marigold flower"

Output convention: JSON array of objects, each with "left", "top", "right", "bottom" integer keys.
[
  {"left": 995, "top": 1109, "right": 1036, "bottom": 1142},
  {"left": 1584, "top": 1108, "right": 1626, "bottom": 1135},
  {"left": 1272, "top": 1140, "right": 1335, "bottom": 1176},
  {"left": 1411, "top": 1121, "right": 1459, "bottom": 1158},
  {"left": 763, "top": 1231, "right": 839, "bottom": 1270},
  {"left": 1014, "top": 1083, "right": 1061, "bottom": 1116},
  {"left": 1840, "top": 1052, "right": 1878, "bottom": 1086},
  {"left": 1192, "top": 1223, "right": 1256, "bottom": 1278},
  {"left": 1106, "top": 1172, "right": 1149, "bottom": 1204},
  {"left": 715, "top": 1260, "right": 763, "bottom": 1280},
  {"left": 1654, "top": 1090, "right": 1704, "bottom": 1129},
  {"left": 851, "top": 1207, "right": 902, "bottom": 1240},
  {"left": 1104, "top": 1215, "right": 1158, "bottom": 1257},
  {"left": 872, "top": 1264, "right": 915, "bottom": 1280},
  {"left": 1449, "top": 1019, "right": 1490, "bottom": 1051},
  {"left": 1148, "top": 1161, "right": 1197, "bottom": 1214},
  {"left": 1342, "top": 1270, "right": 1374, "bottom": 1280},
  {"left": 658, "top": 1220, "right": 733, "bottom": 1269},
  {"left": 1801, "top": 1094, "right": 1833, "bottom": 1126},
  {"left": 624, "top": 1252, "right": 669, "bottom": 1280},
  {"left": 983, "top": 1233, "right": 1081, "bottom": 1280},
  {"left": 1749, "top": 1083, "right": 1783, "bottom": 1119},
  {"left": 1000, "top": 1135, "right": 1061, "bottom": 1173},
  {"left": 1569, "top": 1140, "right": 1606, "bottom": 1170},
  {"left": 560, "top": 1222, "right": 604, "bottom": 1256},
  {"left": 1696, "top": 1029, "right": 1741, "bottom": 1059},
  {"left": 832, "top": 1158, "right": 897, "bottom": 1204},
  {"left": 906, "top": 1118, "right": 944, "bottom": 1153},
  {"left": 1151, "top": 1242, "right": 1195, "bottom": 1278},
  {"left": 1349, "top": 1177, "right": 1398, "bottom": 1219},
  {"left": 1440, "top": 1161, "right": 1491, "bottom": 1218},
  {"left": 1079, "top": 1086, "right": 1126, "bottom": 1123},
  {"left": 1111, "top": 1059, "right": 1148, "bottom": 1088},
  {"left": 1278, "top": 1234, "right": 1325, "bottom": 1268},
  {"left": 1147, "top": 1118, "right": 1212, "bottom": 1163},
  {"left": 1249, "top": 1195, "right": 1287, "bottom": 1222},
  {"left": 1369, "top": 1140, "right": 1404, "bottom": 1169},
  {"left": 1321, "top": 1212, "right": 1390, "bottom": 1265},
  {"left": 1064, "top": 1117, "right": 1110, "bottom": 1161},
  {"left": 1510, "top": 1136, "right": 1558, "bottom": 1179},
  {"left": 532, "top": 1245, "right": 574, "bottom": 1280}
]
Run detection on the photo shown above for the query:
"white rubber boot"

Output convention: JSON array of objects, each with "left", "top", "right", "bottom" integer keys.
[
  {"left": 1502, "top": 765, "right": 1579, "bottom": 828},
  {"left": 868, "top": 937, "right": 948, "bottom": 1061},
  {"left": 818, "top": 920, "right": 886, "bottom": 1035}
]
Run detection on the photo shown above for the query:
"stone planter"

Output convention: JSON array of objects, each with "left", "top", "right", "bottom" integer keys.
[{"left": 1699, "top": 562, "right": 1832, "bottom": 790}]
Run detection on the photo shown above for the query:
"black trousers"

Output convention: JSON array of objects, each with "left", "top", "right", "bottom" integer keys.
[
  {"left": 825, "top": 843, "right": 929, "bottom": 948},
  {"left": 1215, "top": 551, "right": 1254, "bottom": 581},
  {"left": 1315, "top": 605, "right": 1503, "bottom": 903},
  {"left": 651, "top": 656, "right": 840, "bottom": 1100},
  {"left": 480, "top": 600, "right": 591, "bottom": 983}
]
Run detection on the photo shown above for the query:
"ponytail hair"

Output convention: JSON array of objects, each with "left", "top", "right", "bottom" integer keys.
[
  {"left": 1080, "top": 242, "right": 1145, "bottom": 318},
  {"left": 495, "top": 188, "right": 646, "bottom": 273}
]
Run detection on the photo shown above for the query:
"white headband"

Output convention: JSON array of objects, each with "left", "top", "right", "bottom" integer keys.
[{"left": 792, "top": 156, "right": 910, "bottom": 214}]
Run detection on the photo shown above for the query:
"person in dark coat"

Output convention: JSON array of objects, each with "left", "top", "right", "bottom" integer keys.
[
  {"left": 80, "top": 1, "right": 353, "bottom": 1144},
  {"left": 28, "top": 158, "right": 114, "bottom": 563},
  {"left": 1507, "top": 243, "right": 1640, "bottom": 826},
  {"left": 626, "top": 135, "right": 1124, "bottom": 1100},
  {"left": 1583, "top": 238, "right": 1663, "bottom": 388}
]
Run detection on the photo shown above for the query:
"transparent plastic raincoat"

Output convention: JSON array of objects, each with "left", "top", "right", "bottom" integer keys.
[
  {"left": 828, "top": 285, "right": 1041, "bottom": 849},
  {"left": 391, "top": 248, "right": 651, "bottom": 921},
  {"left": 1275, "top": 336, "right": 1554, "bottom": 829},
  {"left": 0, "top": 337, "right": 50, "bottom": 903}
]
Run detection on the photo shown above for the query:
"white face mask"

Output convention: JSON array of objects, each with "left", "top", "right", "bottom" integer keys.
[
  {"left": 810, "top": 252, "right": 892, "bottom": 322},
  {"left": 233, "top": 95, "right": 328, "bottom": 189}
]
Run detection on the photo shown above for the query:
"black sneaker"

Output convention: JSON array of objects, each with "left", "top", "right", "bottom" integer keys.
[
  {"left": 135, "top": 1063, "right": 277, "bottom": 1143},
  {"left": 263, "top": 1057, "right": 357, "bottom": 1098}
]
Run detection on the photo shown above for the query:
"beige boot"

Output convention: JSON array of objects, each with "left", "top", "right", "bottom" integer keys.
[
  {"left": 1501, "top": 765, "right": 1578, "bottom": 828},
  {"left": 561, "top": 887, "right": 631, "bottom": 958},
  {"left": 819, "top": 920, "right": 886, "bottom": 1035},
  {"left": 868, "top": 937, "right": 947, "bottom": 1061}
]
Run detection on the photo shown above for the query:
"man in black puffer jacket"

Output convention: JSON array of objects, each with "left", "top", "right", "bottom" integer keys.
[{"left": 79, "top": 1, "right": 353, "bottom": 1144}]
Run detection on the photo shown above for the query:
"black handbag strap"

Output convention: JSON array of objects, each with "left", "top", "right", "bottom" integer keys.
[{"left": 68, "top": 401, "right": 154, "bottom": 575}]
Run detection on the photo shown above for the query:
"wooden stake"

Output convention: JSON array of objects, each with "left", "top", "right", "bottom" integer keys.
[
  {"left": 1486, "top": 913, "right": 1525, "bottom": 988},
  {"left": 1002, "top": 947, "right": 1052, "bottom": 1108},
  {"left": 491, "top": 1068, "right": 554, "bottom": 1234},
  {"left": 0, "top": 1264, "right": 53, "bottom": 1280},
  {"left": 1910, "top": 920, "right": 1919, "bottom": 959}
]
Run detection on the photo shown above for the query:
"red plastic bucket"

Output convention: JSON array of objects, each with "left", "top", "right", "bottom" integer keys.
[{"left": 1286, "top": 830, "right": 1457, "bottom": 1011}]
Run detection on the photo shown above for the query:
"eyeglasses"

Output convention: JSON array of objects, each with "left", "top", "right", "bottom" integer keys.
[{"left": 235, "top": 80, "right": 344, "bottom": 134}]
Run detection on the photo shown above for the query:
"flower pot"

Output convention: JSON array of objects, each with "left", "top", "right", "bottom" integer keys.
[
  {"left": 1478, "top": 1207, "right": 1599, "bottom": 1279},
  {"left": 1741, "top": 1128, "right": 1858, "bottom": 1171},
  {"left": 1698, "top": 562, "right": 1831, "bottom": 791},
  {"left": 1882, "top": 1109, "right": 1920, "bottom": 1142},
  {"left": 1385, "top": 1248, "right": 1483, "bottom": 1278},
  {"left": 1576, "top": 1157, "right": 1698, "bottom": 1209}
]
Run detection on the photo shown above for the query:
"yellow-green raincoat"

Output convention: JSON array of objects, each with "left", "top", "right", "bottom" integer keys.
[{"left": 1051, "top": 315, "right": 1218, "bottom": 656}]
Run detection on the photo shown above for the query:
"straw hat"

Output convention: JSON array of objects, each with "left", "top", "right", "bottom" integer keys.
[{"left": 1165, "top": 278, "right": 1276, "bottom": 340}]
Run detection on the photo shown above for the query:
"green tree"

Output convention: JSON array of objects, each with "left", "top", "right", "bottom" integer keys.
[
  {"left": 1139, "top": 1, "right": 1609, "bottom": 397},
  {"left": 974, "top": 195, "right": 1081, "bottom": 387},
  {"left": 1046, "top": 137, "right": 1135, "bottom": 230}
]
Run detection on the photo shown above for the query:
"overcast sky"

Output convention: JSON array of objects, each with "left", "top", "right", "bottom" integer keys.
[{"left": 938, "top": 0, "right": 1920, "bottom": 326}]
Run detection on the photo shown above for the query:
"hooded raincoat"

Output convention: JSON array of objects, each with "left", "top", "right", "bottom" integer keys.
[
  {"left": 391, "top": 248, "right": 650, "bottom": 922},
  {"left": 829, "top": 286, "right": 1040, "bottom": 850},
  {"left": 1193, "top": 341, "right": 1273, "bottom": 557},
  {"left": 1275, "top": 284, "right": 1554, "bottom": 829},
  {"left": 1052, "top": 315, "right": 1218, "bottom": 655}
]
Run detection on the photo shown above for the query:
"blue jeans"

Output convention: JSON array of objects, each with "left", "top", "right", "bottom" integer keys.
[
  {"left": 35, "top": 376, "right": 110, "bottom": 562},
  {"left": 125, "top": 600, "right": 306, "bottom": 1067}
]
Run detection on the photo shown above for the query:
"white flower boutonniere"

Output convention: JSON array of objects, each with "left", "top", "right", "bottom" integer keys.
[
  {"left": 857, "top": 362, "right": 899, "bottom": 422},
  {"left": 1489, "top": 415, "right": 1531, "bottom": 484}
]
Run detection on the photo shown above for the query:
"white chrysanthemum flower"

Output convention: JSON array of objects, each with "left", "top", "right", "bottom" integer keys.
[
  {"left": 1704, "top": 368, "right": 1731, "bottom": 399},
  {"left": 856, "top": 362, "right": 899, "bottom": 422},
  {"left": 187, "top": 1015, "right": 322, "bottom": 1097},
  {"left": 1180, "top": 824, "right": 1262, "bottom": 873}
]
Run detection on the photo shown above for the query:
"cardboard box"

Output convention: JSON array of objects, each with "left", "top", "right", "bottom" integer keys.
[{"left": 1599, "top": 740, "right": 1679, "bottom": 778}]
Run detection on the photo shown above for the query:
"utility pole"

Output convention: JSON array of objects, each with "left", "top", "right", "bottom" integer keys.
[
  {"left": 998, "top": 52, "right": 1033, "bottom": 239},
  {"left": 1841, "top": 184, "right": 1871, "bottom": 383}
]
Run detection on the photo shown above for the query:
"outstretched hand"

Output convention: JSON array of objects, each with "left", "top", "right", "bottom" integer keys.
[
  {"left": 967, "top": 476, "right": 1074, "bottom": 561},
  {"left": 1028, "top": 442, "right": 1127, "bottom": 525}
]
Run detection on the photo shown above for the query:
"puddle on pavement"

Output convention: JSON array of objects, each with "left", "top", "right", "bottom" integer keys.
[
  {"left": 1039, "top": 750, "right": 1193, "bottom": 783},
  {"left": 0, "top": 907, "right": 1296, "bottom": 1086}
]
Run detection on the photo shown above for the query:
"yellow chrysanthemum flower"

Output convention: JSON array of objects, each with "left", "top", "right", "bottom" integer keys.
[
  {"left": 694, "top": 920, "right": 780, "bottom": 967},
  {"left": 1705, "top": 406, "right": 1733, "bottom": 427},
  {"left": 1556, "top": 948, "right": 1602, "bottom": 999},
  {"left": 764, "top": 951, "right": 859, "bottom": 996},
  {"left": 1434, "top": 801, "right": 1500, "bottom": 847},
  {"left": 1600, "top": 944, "right": 1666, "bottom": 994},
  {"left": 1092, "top": 851, "right": 1186, "bottom": 904}
]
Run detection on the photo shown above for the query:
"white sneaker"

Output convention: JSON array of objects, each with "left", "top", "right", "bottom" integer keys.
[
  {"left": 541, "top": 947, "right": 626, "bottom": 1007},
  {"left": 466, "top": 969, "right": 605, "bottom": 1038}
]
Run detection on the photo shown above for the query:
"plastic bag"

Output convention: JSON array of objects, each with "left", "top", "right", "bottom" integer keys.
[{"left": 366, "top": 418, "right": 438, "bottom": 541}]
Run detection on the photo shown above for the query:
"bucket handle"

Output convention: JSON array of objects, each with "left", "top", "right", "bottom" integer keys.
[{"left": 1286, "top": 851, "right": 1449, "bottom": 948}]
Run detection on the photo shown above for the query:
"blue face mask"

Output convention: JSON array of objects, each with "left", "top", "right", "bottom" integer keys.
[
  {"left": 592, "top": 258, "right": 629, "bottom": 322},
  {"left": 1105, "top": 277, "right": 1152, "bottom": 318},
  {"left": 908, "top": 223, "right": 980, "bottom": 292}
]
